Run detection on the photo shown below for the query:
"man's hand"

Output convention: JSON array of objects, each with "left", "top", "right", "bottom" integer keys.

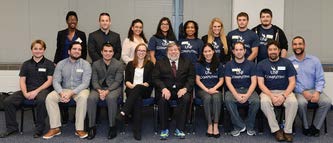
[
  {"left": 162, "top": 88, "right": 171, "bottom": 100},
  {"left": 303, "top": 91, "right": 313, "bottom": 101},
  {"left": 177, "top": 88, "right": 187, "bottom": 98},
  {"left": 310, "top": 92, "right": 320, "bottom": 103}
]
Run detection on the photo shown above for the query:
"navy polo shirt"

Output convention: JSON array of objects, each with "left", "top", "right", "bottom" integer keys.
[
  {"left": 224, "top": 60, "right": 256, "bottom": 89},
  {"left": 179, "top": 38, "right": 204, "bottom": 64},
  {"left": 148, "top": 36, "right": 176, "bottom": 61},
  {"left": 256, "top": 58, "right": 296, "bottom": 90},
  {"left": 227, "top": 29, "right": 260, "bottom": 58},
  {"left": 195, "top": 62, "right": 224, "bottom": 88}
]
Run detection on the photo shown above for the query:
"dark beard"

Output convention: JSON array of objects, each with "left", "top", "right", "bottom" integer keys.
[
  {"left": 70, "top": 55, "right": 80, "bottom": 60},
  {"left": 293, "top": 48, "right": 304, "bottom": 56}
]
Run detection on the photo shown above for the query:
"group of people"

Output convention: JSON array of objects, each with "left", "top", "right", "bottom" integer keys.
[{"left": 0, "top": 8, "right": 330, "bottom": 142}]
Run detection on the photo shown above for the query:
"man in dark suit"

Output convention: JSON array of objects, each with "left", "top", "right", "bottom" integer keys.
[
  {"left": 152, "top": 42, "right": 195, "bottom": 140},
  {"left": 86, "top": 43, "right": 124, "bottom": 140},
  {"left": 88, "top": 12, "right": 121, "bottom": 62}
]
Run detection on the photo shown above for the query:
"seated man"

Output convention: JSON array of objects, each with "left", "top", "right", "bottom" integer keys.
[
  {"left": 87, "top": 43, "right": 124, "bottom": 140},
  {"left": 152, "top": 42, "right": 194, "bottom": 140},
  {"left": 225, "top": 42, "right": 259, "bottom": 137},
  {"left": 0, "top": 40, "right": 54, "bottom": 138},
  {"left": 43, "top": 41, "right": 91, "bottom": 139},
  {"left": 257, "top": 41, "right": 298, "bottom": 142},
  {"left": 289, "top": 36, "right": 331, "bottom": 137}
]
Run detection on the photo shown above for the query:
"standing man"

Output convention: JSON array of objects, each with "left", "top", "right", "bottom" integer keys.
[
  {"left": 224, "top": 42, "right": 259, "bottom": 137},
  {"left": 87, "top": 43, "right": 124, "bottom": 140},
  {"left": 289, "top": 36, "right": 331, "bottom": 137},
  {"left": 253, "top": 8, "right": 288, "bottom": 62},
  {"left": 152, "top": 42, "right": 194, "bottom": 140},
  {"left": 43, "top": 41, "right": 92, "bottom": 139},
  {"left": 88, "top": 12, "right": 121, "bottom": 62},
  {"left": 227, "top": 12, "right": 260, "bottom": 61},
  {"left": 0, "top": 40, "right": 55, "bottom": 138},
  {"left": 257, "top": 41, "right": 298, "bottom": 142}
]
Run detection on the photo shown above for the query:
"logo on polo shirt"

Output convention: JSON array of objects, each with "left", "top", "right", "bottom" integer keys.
[
  {"left": 270, "top": 66, "right": 279, "bottom": 75},
  {"left": 212, "top": 41, "right": 221, "bottom": 54}
]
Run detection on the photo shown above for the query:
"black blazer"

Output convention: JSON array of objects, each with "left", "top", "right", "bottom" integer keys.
[
  {"left": 54, "top": 29, "right": 87, "bottom": 64},
  {"left": 152, "top": 57, "right": 195, "bottom": 92},
  {"left": 125, "top": 61, "right": 154, "bottom": 94}
]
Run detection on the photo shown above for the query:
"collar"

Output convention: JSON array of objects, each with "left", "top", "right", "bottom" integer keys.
[{"left": 30, "top": 56, "right": 45, "bottom": 64}]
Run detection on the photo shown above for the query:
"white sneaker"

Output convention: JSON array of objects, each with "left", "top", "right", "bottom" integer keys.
[
  {"left": 230, "top": 127, "right": 246, "bottom": 137},
  {"left": 247, "top": 129, "right": 256, "bottom": 136}
]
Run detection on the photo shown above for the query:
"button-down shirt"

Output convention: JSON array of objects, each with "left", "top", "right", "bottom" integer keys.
[
  {"left": 53, "top": 58, "right": 92, "bottom": 94},
  {"left": 289, "top": 54, "right": 325, "bottom": 93}
]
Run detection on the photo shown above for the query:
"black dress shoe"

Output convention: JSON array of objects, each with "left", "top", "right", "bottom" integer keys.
[
  {"left": 213, "top": 133, "right": 220, "bottom": 138},
  {"left": 302, "top": 127, "right": 311, "bottom": 136},
  {"left": 310, "top": 125, "right": 320, "bottom": 137},
  {"left": 0, "top": 130, "right": 18, "bottom": 138},
  {"left": 108, "top": 126, "right": 117, "bottom": 139},
  {"left": 206, "top": 132, "right": 213, "bottom": 137},
  {"left": 33, "top": 131, "right": 42, "bottom": 138},
  {"left": 87, "top": 127, "right": 96, "bottom": 140},
  {"left": 133, "top": 132, "right": 141, "bottom": 141}
]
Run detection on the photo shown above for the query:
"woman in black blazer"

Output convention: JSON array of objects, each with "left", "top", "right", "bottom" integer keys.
[
  {"left": 54, "top": 11, "right": 87, "bottom": 64},
  {"left": 118, "top": 43, "right": 154, "bottom": 140}
]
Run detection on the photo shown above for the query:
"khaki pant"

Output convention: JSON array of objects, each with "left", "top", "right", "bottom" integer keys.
[
  {"left": 260, "top": 90, "right": 298, "bottom": 133},
  {"left": 46, "top": 89, "right": 89, "bottom": 130}
]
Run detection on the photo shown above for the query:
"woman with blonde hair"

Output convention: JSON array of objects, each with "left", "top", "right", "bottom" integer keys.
[{"left": 202, "top": 18, "right": 230, "bottom": 64}]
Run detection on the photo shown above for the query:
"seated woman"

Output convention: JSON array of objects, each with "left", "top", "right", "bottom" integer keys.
[
  {"left": 117, "top": 43, "right": 154, "bottom": 140},
  {"left": 195, "top": 43, "right": 224, "bottom": 138}
]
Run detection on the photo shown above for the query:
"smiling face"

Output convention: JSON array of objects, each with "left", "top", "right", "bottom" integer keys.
[
  {"left": 267, "top": 44, "right": 280, "bottom": 61},
  {"left": 292, "top": 38, "right": 305, "bottom": 56},
  {"left": 132, "top": 22, "right": 143, "bottom": 36},
  {"left": 160, "top": 20, "right": 170, "bottom": 33},
  {"left": 66, "top": 15, "right": 77, "bottom": 29},
  {"left": 212, "top": 21, "right": 222, "bottom": 36},
  {"left": 167, "top": 44, "right": 180, "bottom": 61},
  {"left": 68, "top": 43, "right": 82, "bottom": 60},
  {"left": 31, "top": 43, "right": 45, "bottom": 59},
  {"left": 101, "top": 45, "right": 114, "bottom": 61},
  {"left": 136, "top": 45, "right": 147, "bottom": 60},
  {"left": 203, "top": 45, "right": 214, "bottom": 62},
  {"left": 185, "top": 22, "right": 196, "bottom": 38}
]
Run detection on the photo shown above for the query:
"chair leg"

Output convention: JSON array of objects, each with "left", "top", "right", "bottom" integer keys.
[
  {"left": 32, "top": 107, "right": 36, "bottom": 125},
  {"left": 192, "top": 106, "right": 196, "bottom": 134},
  {"left": 153, "top": 104, "right": 158, "bottom": 134},
  {"left": 324, "top": 118, "right": 327, "bottom": 134},
  {"left": 20, "top": 107, "right": 24, "bottom": 134},
  {"left": 258, "top": 110, "right": 264, "bottom": 133}
]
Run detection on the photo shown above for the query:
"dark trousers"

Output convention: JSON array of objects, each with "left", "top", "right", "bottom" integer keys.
[
  {"left": 157, "top": 89, "right": 190, "bottom": 131},
  {"left": 122, "top": 85, "right": 150, "bottom": 134},
  {"left": 3, "top": 89, "right": 49, "bottom": 133}
]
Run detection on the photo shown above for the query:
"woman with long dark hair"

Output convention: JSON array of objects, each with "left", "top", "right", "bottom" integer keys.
[
  {"left": 195, "top": 43, "right": 224, "bottom": 138},
  {"left": 148, "top": 17, "right": 177, "bottom": 64},
  {"left": 121, "top": 19, "right": 148, "bottom": 64}
]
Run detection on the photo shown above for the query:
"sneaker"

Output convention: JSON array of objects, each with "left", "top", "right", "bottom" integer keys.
[
  {"left": 160, "top": 129, "right": 169, "bottom": 140},
  {"left": 174, "top": 129, "right": 185, "bottom": 139},
  {"left": 246, "top": 129, "right": 256, "bottom": 136},
  {"left": 43, "top": 128, "right": 61, "bottom": 139},
  {"left": 230, "top": 126, "right": 246, "bottom": 137},
  {"left": 75, "top": 130, "right": 88, "bottom": 139}
]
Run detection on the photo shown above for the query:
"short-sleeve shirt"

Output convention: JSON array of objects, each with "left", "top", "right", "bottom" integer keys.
[
  {"left": 256, "top": 58, "right": 297, "bottom": 90},
  {"left": 148, "top": 36, "right": 175, "bottom": 61},
  {"left": 227, "top": 29, "right": 260, "bottom": 58},
  {"left": 179, "top": 38, "right": 204, "bottom": 64},
  {"left": 195, "top": 62, "right": 224, "bottom": 88},
  {"left": 224, "top": 60, "right": 256, "bottom": 89},
  {"left": 19, "top": 57, "right": 55, "bottom": 92}
]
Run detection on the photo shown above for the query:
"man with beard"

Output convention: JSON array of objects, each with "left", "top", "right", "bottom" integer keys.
[
  {"left": 43, "top": 42, "right": 92, "bottom": 139},
  {"left": 88, "top": 12, "right": 121, "bottom": 62},
  {"left": 224, "top": 42, "right": 259, "bottom": 137},
  {"left": 152, "top": 42, "right": 194, "bottom": 140},
  {"left": 227, "top": 12, "right": 260, "bottom": 61},
  {"left": 252, "top": 8, "right": 288, "bottom": 62},
  {"left": 86, "top": 43, "right": 124, "bottom": 140},
  {"left": 289, "top": 36, "right": 331, "bottom": 137},
  {"left": 0, "top": 40, "right": 55, "bottom": 138},
  {"left": 257, "top": 41, "right": 297, "bottom": 142}
]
